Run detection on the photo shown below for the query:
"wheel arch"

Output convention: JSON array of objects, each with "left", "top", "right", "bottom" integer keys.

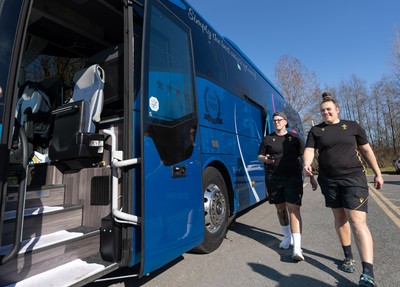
[{"left": 204, "top": 160, "right": 234, "bottom": 218}]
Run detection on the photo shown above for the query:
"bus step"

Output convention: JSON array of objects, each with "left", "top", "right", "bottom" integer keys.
[
  {"left": 3, "top": 255, "right": 119, "bottom": 287},
  {"left": 0, "top": 228, "right": 113, "bottom": 286},
  {"left": 5, "top": 184, "right": 65, "bottom": 211},
  {"left": 1, "top": 204, "right": 82, "bottom": 245}
]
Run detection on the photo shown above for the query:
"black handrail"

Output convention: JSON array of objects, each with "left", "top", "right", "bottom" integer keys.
[{"left": 1, "top": 122, "right": 28, "bottom": 265}]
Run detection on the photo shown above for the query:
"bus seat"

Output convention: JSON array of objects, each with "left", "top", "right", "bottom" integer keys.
[
  {"left": 15, "top": 81, "right": 52, "bottom": 153},
  {"left": 70, "top": 64, "right": 105, "bottom": 132},
  {"left": 48, "top": 64, "right": 105, "bottom": 170},
  {"left": 40, "top": 77, "right": 64, "bottom": 110}
]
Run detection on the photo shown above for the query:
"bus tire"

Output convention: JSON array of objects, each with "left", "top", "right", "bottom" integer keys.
[{"left": 193, "top": 167, "right": 229, "bottom": 254}]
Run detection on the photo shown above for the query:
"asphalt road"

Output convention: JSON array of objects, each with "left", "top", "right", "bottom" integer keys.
[{"left": 90, "top": 173, "right": 400, "bottom": 287}]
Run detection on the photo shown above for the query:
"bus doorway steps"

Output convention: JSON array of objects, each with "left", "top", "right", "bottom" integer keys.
[
  {"left": 0, "top": 227, "right": 107, "bottom": 285},
  {"left": 0, "top": 174, "right": 109, "bottom": 286},
  {"left": 1, "top": 204, "right": 82, "bottom": 245},
  {"left": 5, "top": 184, "right": 65, "bottom": 211},
  {"left": 1, "top": 253, "right": 119, "bottom": 287}
]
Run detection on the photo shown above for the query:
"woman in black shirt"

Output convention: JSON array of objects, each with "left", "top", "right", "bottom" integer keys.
[
  {"left": 259, "top": 112, "right": 317, "bottom": 261},
  {"left": 303, "top": 93, "right": 383, "bottom": 287}
]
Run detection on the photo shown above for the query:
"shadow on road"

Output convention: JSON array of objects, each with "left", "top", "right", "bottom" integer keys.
[
  {"left": 87, "top": 256, "right": 185, "bottom": 287},
  {"left": 230, "top": 222, "right": 357, "bottom": 287},
  {"left": 248, "top": 263, "right": 357, "bottom": 287}
]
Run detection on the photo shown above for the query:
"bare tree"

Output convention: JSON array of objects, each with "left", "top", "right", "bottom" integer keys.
[
  {"left": 391, "top": 26, "right": 400, "bottom": 87},
  {"left": 371, "top": 76, "right": 399, "bottom": 154},
  {"left": 273, "top": 54, "right": 320, "bottom": 129},
  {"left": 271, "top": 26, "right": 400, "bottom": 166},
  {"left": 335, "top": 76, "right": 377, "bottom": 145},
  {"left": 370, "top": 80, "right": 385, "bottom": 148},
  {"left": 389, "top": 26, "right": 400, "bottom": 155},
  {"left": 336, "top": 76, "right": 368, "bottom": 123}
]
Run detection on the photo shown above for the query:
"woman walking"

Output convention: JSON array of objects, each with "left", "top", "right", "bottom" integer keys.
[
  {"left": 259, "top": 112, "right": 317, "bottom": 261},
  {"left": 303, "top": 92, "right": 383, "bottom": 287}
]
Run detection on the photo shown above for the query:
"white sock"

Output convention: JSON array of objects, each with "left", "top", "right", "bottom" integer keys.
[
  {"left": 292, "top": 233, "right": 302, "bottom": 251},
  {"left": 281, "top": 225, "right": 291, "bottom": 238}
]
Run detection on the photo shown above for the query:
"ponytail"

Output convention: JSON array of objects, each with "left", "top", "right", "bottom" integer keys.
[{"left": 321, "top": 92, "right": 339, "bottom": 107}]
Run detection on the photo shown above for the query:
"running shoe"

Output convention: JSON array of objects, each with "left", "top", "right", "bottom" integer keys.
[
  {"left": 340, "top": 258, "right": 355, "bottom": 273},
  {"left": 292, "top": 250, "right": 305, "bottom": 261},
  {"left": 359, "top": 273, "right": 376, "bottom": 287}
]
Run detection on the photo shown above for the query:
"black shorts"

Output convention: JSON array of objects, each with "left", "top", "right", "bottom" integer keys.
[
  {"left": 317, "top": 174, "right": 369, "bottom": 212},
  {"left": 266, "top": 173, "right": 303, "bottom": 205}
]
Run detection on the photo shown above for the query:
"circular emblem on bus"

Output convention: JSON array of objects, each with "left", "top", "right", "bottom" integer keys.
[
  {"left": 204, "top": 86, "right": 222, "bottom": 124},
  {"left": 149, "top": 96, "right": 159, "bottom": 112}
]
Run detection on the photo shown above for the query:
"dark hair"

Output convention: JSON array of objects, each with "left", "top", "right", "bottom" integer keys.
[
  {"left": 273, "top": 111, "right": 287, "bottom": 121},
  {"left": 321, "top": 92, "right": 339, "bottom": 107}
]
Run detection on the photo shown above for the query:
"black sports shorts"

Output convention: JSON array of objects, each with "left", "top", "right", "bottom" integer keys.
[
  {"left": 266, "top": 173, "right": 303, "bottom": 205},
  {"left": 317, "top": 174, "right": 369, "bottom": 212}
]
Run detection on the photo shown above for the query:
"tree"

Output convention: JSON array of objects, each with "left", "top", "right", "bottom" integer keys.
[
  {"left": 336, "top": 75, "right": 372, "bottom": 141},
  {"left": 391, "top": 26, "right": 400, "bottom": 88},
  {"left": 389, "top": 26, "right": 400, "bottom": 155},
  {"left": 271, "top": 26, "right": 400, "bottom": 166},
  {"left": 273, "top": 54, "right": 320, "bottom": 130}
]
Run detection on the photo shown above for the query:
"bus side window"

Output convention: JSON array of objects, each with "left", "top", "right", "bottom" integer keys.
[{"left": 146, "top": 6, "right": 195, "bottom": 123}]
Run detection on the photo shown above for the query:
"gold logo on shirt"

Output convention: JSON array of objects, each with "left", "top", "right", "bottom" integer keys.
[
  {"left": 321, "top": 128, "right": 325, "bottom": 132},
  {"left": 360, "top": 198, "right": 364, "bottom": 203},
  {"left": 273, "top": 138, "right": 276, "bottom": 141},
  {"left": 342, "top": 124, "right": 348, "bottom": 130},
  {"left": 288, "top": 136, "right": 292, "bottom": 141}
]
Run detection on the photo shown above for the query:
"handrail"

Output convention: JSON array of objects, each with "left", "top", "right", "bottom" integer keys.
[
  {"left": 103, "top": 128, "right": 141, "bottom": 225},
  {"left": 51, "top": 104, "right": 79, "bottom": 115},
  {"left": 1, "top": 123, "right": 28, "bottom": 265},
  {"left": 113, "top": 158, "right": 140, "bottom": 168}
]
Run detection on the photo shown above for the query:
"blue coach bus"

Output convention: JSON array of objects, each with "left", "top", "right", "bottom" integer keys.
[{"left": 0, "top": 0, "right": 303, "bottom": 285}]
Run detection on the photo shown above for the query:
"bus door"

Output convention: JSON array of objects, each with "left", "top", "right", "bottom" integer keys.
[
  {"left": 140, "top": 0, "right": 204, "bottom": 275},
  {"left": 0, "top": 0, "right": 28, "bottom": 156},
  {"left": 0, "top": 0, "right": 30, "bottom": 264}
]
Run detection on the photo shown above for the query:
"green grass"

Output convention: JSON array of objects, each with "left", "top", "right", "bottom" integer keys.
[{"left": 366, "top": 166, "right": 397, "bottom": 174}]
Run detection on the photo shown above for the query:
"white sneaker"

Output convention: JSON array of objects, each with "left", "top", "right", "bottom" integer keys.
[
  {"left": 279, "top": 236, "right": 291, "bottom": 249},
  {"left": 292, "top": 250, "right": 305, "bottom": 261}
]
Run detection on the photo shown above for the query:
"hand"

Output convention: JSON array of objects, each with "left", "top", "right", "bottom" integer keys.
[
  {"left": 265, "top": 154, "right": 275, "bottom": 164},
  {"left": 303, "top": 165, "right": 313, "bottom": 177},
  {"left": 374, "top": 175, "right": 384, "bottom": 189}
]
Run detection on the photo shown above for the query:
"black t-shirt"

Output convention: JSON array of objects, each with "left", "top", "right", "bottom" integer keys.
[
  {"left": 258, "top": 132, "right": 304, "bottom": 176},
  {"left": 305, "top": 120, "right": 368, "bottom": 178}
]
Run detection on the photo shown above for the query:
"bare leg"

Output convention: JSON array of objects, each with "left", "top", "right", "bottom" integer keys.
[
  {"left": 345, "top": 209, "right": 373, "bottom": 263},
  {"left": 331, "top": 208, "right": 352, "bottom": 246},
  {"left": 287, "top": 203, "right": 304, "bottom": 260},
  {"left": 286, "top": 203, "right": 302, "bottom": 234},
  {"left": 275, "top": 202, "right": 289, "bottom": 226}
]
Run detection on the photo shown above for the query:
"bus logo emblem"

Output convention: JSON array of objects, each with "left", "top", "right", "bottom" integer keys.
[
  {"left": 204, "top": 86, "right": 222, "bottom": 124},
  {"left": 149, "top": 96, "right": 159, "bottom": 112}
]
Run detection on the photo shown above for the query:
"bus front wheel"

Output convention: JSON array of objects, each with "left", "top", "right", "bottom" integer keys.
[{"left": 194, "top": 167, "right": 229, "bottom": 254}]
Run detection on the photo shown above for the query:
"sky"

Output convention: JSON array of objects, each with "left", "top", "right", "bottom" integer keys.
[{"left": 186, "top": 0, "right": 400, "bottom": 89}]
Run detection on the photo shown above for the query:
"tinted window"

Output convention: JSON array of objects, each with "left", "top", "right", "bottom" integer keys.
[
  {"left": 188, "top": 8, "right": 227, "bottom": 86},
  {"left": 142, "top": 2, "right": 198, "bottom": 165},
  {"left": 146, "top": 5, "right": 196, "bottom": 124},
  {"left": 283, "top": 103, "right": 304, "bottom": 139},
  {"left": 222, "top": 40, "right": 269, "bottom": 106},
  {"left": 0, "top": 0, "right": 24, "bottom": 128}
]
